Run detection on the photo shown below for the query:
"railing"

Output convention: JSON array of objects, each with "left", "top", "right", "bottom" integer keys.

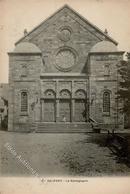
[
  {"left": 89, "top": 117, "right": 98, "bottom": 124},
  {"left": 89, "top": 117, "right": 100, "bottom": 133},
  {"left": 106, "top": 131, "right": 129, "bottom": 158}
]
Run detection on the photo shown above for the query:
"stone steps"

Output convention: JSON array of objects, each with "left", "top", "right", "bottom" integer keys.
[{"left": 31, "top": 122, "right": 93, "bottom": 133}]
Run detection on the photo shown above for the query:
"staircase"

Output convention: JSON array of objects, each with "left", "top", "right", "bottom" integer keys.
[{"left": 31, "top": 122, "right": 93, "bottom": 133}]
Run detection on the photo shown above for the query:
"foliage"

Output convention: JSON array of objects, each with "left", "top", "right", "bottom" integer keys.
[
  {"left": 1, "top": 97, "right": 8, "bottom": 106},
  {"left": 117, "top": 60, "right": 130, "bottom": 115},
  {"left": 1, "top": 115, "right": 8, "bottom": 130},
  {"left": 0, "top": 97, "right": 8, "bottom": 130}
]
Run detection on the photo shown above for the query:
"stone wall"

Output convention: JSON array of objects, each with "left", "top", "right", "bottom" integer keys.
[
  {"left": 8, "top": 6, "right": 124, "bottom": 131},
  {"left": 8, "top": 53, "right": 42, "bottom": 131},
  {"left": 89, "top": 53, "right": 124, "bottom": 129},
  {"left": 18, "top": 7, "right": 114, "bottom": 74},
  {"left": 41, "top": 78, "right": 88, "bottom": 98}
]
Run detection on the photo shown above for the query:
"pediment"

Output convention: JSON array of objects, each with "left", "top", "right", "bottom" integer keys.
[{"left": 15, "top": 5, "right": 117, "bottom": 45}]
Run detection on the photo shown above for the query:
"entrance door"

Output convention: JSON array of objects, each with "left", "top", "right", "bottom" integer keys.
[
  {"left": 44, "top": 99, "right": 56, "bottom": 122},
  {"left": 75, "top": 99, "right": 86, "bottom": 122},
  {"left": 59, "top": 99, "right": 71, "bottom": 122}
]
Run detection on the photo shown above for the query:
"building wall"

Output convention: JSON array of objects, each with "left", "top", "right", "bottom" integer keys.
[
  {"left": 40, "top": 77, "right": 89, "bottom": 123},
  {"left": 8, "top": 53, "right": 42, "bottom": 131},
  {"left": 89, "top": 53, "right": 124, "bottom": 129},
  {"left": 8, "top": 6, "right": 124, "bottom": 131},
  {"left": 19, "top": 7, "right": 112, "bottom": 74}
]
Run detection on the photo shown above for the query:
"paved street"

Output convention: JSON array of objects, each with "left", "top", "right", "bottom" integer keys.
[{"left": 0, "top": 131, "right": 130, "bottom": 177}]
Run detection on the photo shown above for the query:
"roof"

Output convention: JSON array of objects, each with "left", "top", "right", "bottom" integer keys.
[
  {"left": 15, "top": 4, "right": 118, "bottom": 45},
  {"left": 90, "top": 40, "right": 118, "bottom": 53},
  {"left": 13, "top": 42, "right": 41, "bottom": 53}
]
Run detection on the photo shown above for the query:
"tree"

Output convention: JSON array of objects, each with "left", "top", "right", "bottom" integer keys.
[
  {"left": 117, "top": 59, "right": 130, "bottom": 127},
  {"left": 0, "top": 97, "right": 8, "bottom": 130},
  {"left": 1, "top": 97, "right": 8, "bottom": 107}
]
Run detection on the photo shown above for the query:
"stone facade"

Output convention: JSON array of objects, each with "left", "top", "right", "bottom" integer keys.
[
  {"left": 8, "top": 5, "right": 124, "bottom": 132},
  {"left": 89, "top": 52, "right": 124, "bottom": 128}
]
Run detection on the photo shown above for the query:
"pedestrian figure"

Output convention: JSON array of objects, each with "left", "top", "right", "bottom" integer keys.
[{"left": 63, "top": 115, "right": 66, "bottom": 122}]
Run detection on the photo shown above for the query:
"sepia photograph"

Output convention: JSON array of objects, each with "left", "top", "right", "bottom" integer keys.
[{"left": 0, "top": 0, "right": 130, "bottom": 193}]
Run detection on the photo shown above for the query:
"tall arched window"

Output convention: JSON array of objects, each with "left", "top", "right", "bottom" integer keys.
[
  {"left": 21, "top": 92, "right": 28, "bottom": 112},
  {"left": 103, "top": 91, "right": 110, "bottom": 114}
]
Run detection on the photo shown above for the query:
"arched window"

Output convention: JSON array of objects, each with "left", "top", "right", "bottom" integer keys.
[
  {"left": 103, "top": 91, "right": 110, "bottom": 113},
  {"left": 21, "top": 92, "right": 28, "bottom": 112},
  {"left": 44, "top": 89, "right": 56, "bottom": 98},
  {"left": 75, "top": 89, "right": 86, "bottom": 99},
  {"left": 59, "top": 89, "right": 71, "bottom": 99}
]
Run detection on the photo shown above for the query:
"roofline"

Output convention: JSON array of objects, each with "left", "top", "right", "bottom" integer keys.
[
  {"left": 8, "top": 52, "right": 42, "bottom": 56},
  {"left": 65, "top": 5, "right": 118, "bottom": 45},
  {"left": 15, "top": 4, "right": 69, "bottom": 45},
  {"left": 15, "top": 4, "right": 118, "bottom": 45},
  {"left": 89, "top": 51, "right": 125, "bottom": 55}
]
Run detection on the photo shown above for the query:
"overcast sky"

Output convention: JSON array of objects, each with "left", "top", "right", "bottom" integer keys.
[{"left": 0, "top": 0, "right": 130, "bottom": 83}]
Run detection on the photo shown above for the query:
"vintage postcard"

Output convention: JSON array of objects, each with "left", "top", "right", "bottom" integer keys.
[{"left": 0, "top": 0, "right": 130, "bottom": 193}]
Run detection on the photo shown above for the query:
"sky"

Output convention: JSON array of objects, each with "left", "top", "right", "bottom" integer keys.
[{"left": 0, "top": 0, "right": 130, "bottom": 83}]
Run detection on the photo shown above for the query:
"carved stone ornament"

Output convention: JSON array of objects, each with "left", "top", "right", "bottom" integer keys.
[{"left": 58, "top": 26, "right": 72, "bottom": 42}]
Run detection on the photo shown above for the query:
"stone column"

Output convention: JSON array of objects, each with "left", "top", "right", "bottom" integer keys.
[
  {"left": 35, "top": 103, "right": 40, "bottom": 122},
  {"left": 71, "top": 80, "right": 74, "bottom": 122},
  {"left": 41, "top": 100, "right": 44, "bottom": 121},
  {"left": 71, "top": 99, "right": 75, "bottom": 122},
  {"left": 56, "top": 80, "right": 59, "bottom": 122},
  {"left": 56, "top": 99, "right": 59, "bottom": 122},
  {"left": 40, "top": 100, "right": 42, "bottom": 121}
]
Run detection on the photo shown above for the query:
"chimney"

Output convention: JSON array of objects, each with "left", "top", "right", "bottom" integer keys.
[
  {"left": 104, "top": 28, "right": 108, "bottom": 35},
  {"left": 24, "top": 29, "right": 28, "bottom": 36}
]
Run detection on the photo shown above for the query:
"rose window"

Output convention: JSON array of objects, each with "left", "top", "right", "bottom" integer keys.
[{"left": 55, "top": 49, "right": 76, "bottom": 71}]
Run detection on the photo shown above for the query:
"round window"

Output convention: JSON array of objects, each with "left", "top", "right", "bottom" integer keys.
[{"left": 55, "top": 48, "right": 76, "bottom": 71}]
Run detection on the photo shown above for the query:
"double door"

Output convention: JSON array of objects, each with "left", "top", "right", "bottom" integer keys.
[
  {"left": 75, "top": 99, "right": 87, "bottom": 122},
  {"left": 44, "top": 99, "right": 56, "bottom": 122},
  {"left": 42, "top": 99, "right": 87, "bottom": 122},
  {"left": 59, "top": 99, "right": 71, "bottom": 122}
]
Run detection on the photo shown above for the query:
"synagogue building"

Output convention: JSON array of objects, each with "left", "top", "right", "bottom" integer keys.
[{"left": 8, "top": 5, "right": 124, "bottom": 132}]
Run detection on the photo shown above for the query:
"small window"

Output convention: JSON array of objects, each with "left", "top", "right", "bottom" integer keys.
[
  {"left": 21, "top": 92, "right": 28, "bottom": 112},
  {"left": 103, "top": 91, "right": 110, "bottom": 114}
]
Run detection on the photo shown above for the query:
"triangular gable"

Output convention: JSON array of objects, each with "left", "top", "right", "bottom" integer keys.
[{"left": 15, "top": 4, "right": 118, "bottom": 45}]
